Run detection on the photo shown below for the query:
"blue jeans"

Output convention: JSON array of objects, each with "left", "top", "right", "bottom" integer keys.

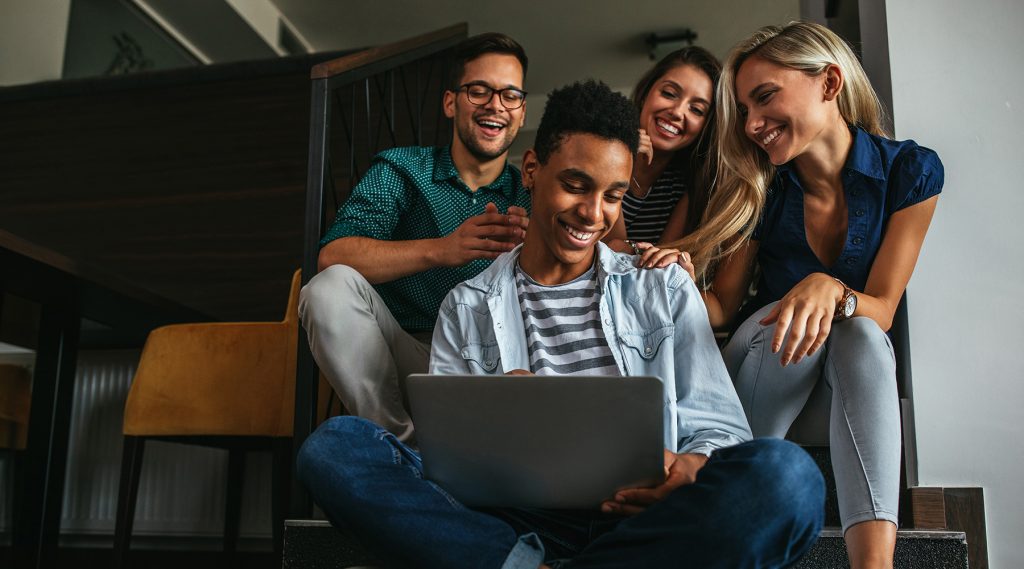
[
  {"left": 298, "top": 416, "right": 824, "bottom": 569},
  {"left": 722, "top": 301, "right": 901, "bottom": 532}
]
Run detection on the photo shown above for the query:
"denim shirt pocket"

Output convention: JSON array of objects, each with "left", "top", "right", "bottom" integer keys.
[
  {"left": 614, "top": 327, "right": 671, "bottom": 366},
  {"left": 460, "top": 343, "right": 501, "bottom": 373}
]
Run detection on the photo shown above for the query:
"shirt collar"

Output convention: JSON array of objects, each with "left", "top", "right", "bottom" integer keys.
[
  {"left": 433, "top": 145, "right": 518, "bottom": 199},
  {"left": 775, "top": 125, "right": 885, "bottom": 186},
  {"left": 467, "top": 242, "right": 633, "bottom": 297},
  {"left": 843, "top": 126, "right": 886, "bottom": 181}
]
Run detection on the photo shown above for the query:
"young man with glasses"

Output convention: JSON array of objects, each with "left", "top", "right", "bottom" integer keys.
[{"left": 300, "top": 33, "right": 531, "bottom": 444}]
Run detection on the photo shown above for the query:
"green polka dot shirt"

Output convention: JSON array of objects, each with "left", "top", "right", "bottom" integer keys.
[{"left": 321, "top": 146, "right": 531, "bottom": 332}]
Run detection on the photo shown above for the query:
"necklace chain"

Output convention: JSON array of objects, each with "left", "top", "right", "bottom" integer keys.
[{"left": 631, "top": 176, "right": 652, "bottom": 199}]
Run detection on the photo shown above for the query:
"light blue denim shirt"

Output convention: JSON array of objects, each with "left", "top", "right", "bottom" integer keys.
[{"left": 429, "top": 242, "right": 752, "bottom": 455}]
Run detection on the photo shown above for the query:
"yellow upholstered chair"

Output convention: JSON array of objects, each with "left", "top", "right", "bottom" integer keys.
[
  {"left": 0, "top": 364, "right": 32, "bottom": 450},
  {"left": 112, "top": 270, "right": 308, "bottom": 568}
]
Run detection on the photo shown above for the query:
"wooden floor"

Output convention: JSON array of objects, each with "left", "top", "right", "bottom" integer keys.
[{"left": 0, "top": 546, "right": 277, "bottom": 569}]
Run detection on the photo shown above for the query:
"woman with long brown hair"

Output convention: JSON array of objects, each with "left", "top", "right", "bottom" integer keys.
[{"left": 603, "top": 47, "right": 720, "bottom": 272}]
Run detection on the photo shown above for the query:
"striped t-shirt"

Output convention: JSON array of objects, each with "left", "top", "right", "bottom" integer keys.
[
  {"left": 513, "top": 262, "right": 620, "bottom": 376},
  {"left": 621, "top": 168, "right": 687, "bottom": 243}
]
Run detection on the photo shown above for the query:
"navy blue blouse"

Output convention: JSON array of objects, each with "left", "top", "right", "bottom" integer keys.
[{"left": 749, "top": 127, "right": 944, "bottom": 312}]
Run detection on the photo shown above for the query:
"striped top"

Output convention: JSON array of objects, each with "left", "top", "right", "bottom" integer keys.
[
  {"left": 621, "top": 168, "right": 687, "bottom": 243},
  {"left": 513, "top": 262, "right": 619, "bottom": 376}
]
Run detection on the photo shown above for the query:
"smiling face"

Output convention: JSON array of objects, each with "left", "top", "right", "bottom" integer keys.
[
  {"left": 639, "top": 63, "right": 713, "bottom": 155},
  {"left": 444, "top": 53, "right": 526, "bottom": 162},
  {"left": 519, "top": 133, "right": 632, "bottom": 284},
  {"left": 734, "top": 55, "right": 842, "bottom": 166}
]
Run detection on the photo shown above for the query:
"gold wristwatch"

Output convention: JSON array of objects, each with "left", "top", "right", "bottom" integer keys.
[{"left": 833, "top": 278, "right": 857, "bottom": 321}]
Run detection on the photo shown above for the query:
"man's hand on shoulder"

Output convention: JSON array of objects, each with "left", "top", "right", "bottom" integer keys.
[
  {"left": 600, "top": 450, "right": 708, "bottom": 516},
  {"left": 433, "top": 203, "right": 529, "bottom": 267}
]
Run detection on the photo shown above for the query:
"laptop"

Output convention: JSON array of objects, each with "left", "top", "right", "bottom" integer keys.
[{"left": 406, "top": 374, "right": 666, "bottom": 509}]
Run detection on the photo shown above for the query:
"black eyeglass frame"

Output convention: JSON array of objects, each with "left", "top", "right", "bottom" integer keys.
[{"left": 457, "top": 83, "right": 528, "bottom": 110}]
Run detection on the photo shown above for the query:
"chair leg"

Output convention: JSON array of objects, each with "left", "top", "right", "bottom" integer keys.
[
  {"left": 271, "top": 438, "right": 293, "bottom": 559},
  {"left": 224, "top": 449, "right": 245, "bottom": 558},
  {"left": 112, "top": 436, "right": 146, "bottom": 569}
]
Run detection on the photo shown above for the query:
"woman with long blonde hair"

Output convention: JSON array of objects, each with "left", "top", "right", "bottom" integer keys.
[{"left": 693, "top": 22, "right": 943, "bottom": 569}]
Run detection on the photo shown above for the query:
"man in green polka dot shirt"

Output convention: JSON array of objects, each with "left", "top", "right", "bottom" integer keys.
[{"left": 299, "top": 33, "right": 532, "bottom": 444}]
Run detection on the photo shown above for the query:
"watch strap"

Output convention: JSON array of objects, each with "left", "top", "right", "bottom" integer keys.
[{"left": 832, "top": 277, "right": 855, "bottom": 321}]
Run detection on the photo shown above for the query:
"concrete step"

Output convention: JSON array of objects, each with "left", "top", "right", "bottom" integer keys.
[
  {"left": 284, "top": 521, "right": 968, "bottom": 569},
  {"left": 796, "top": 529, "right": 968, "bottom": 569},
  {"left": 804, "top": 446, "right": 843, "bottom": 527}
]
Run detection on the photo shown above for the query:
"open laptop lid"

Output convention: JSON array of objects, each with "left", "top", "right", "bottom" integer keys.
[{"left": 407, "top": 374, "right": 665, "bottom": 510}]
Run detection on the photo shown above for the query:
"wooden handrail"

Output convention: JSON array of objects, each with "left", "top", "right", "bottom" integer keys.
[{"left": 311, "top": 23, "right": 468, "bottom": 80}]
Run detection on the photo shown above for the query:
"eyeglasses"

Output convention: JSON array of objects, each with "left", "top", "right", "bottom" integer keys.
[{"left": 459, "top": 83, "right": 527, "bottom": 110}]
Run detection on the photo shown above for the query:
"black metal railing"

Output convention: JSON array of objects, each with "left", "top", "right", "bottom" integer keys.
[{"left": 292, "top": 23, "right": 468, "bottom": 516}]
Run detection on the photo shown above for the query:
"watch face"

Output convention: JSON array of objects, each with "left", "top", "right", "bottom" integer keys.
[{"left": 843, "top": 294, "right": 856, "bottom": 317}]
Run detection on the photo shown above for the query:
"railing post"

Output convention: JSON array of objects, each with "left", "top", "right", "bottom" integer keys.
[{"left": 291, "top": 77, "right": 331, "bottom": 518}]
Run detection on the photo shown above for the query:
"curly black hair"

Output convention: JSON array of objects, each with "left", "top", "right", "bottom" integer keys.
[{"left": 533, "top": 80, "right": 639, "bottom": 165}]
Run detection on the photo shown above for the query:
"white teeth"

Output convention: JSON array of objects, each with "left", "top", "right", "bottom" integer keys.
[
  {"left": 657, "top": 119, "right": 680, "bottom": 135},
  {"left": 561, "top": 222, "right": 594, "bottom": 241},
  {"left": 761, "top": 128, "right": 782, "bottom": 146},
  {"left": 478, "top": 120, "right": 504, "bottom": 128}
]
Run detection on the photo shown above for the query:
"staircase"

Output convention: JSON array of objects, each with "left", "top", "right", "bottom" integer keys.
[
  {"left": 280, "top": 22, "right": 984, "bottom": 569},
  {"left": 282, "top": 520, "right": 969, "bottom": 569},
  {"left": 281, "top": 447, "right": 976, "bottom": 568}
]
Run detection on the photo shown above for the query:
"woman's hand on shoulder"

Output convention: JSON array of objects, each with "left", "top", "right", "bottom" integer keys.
[
  {"left": 635, "top": 243, "right": 697, "bottom": 282},
  {"left": 637, "top": 128, "right": 653, "bottom": 166},
  {"left": 760, "top": 273, "right": 845, "bottom": 366}
]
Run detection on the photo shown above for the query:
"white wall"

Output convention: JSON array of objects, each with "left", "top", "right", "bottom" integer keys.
[
  {"left": 886, "top": 1, "right": 1024, "bottom": 567},
  {"left": 0, "top": 0, "right": 71, "bottom": 86}
]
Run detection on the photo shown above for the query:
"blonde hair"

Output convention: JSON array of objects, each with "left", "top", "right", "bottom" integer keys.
[{"left": 664, "top": 21, "right": 889, "bottom": 279}]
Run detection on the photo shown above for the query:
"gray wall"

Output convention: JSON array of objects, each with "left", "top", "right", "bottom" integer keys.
[
  {"left": 62, "top": 0, "right": 196, "bottom": 80},
  {"left": 0, "top": 0, "right": 71, "bottom": 86},
  {"left": 886, "top": 1, "right": 1024, "bottom": 567}
]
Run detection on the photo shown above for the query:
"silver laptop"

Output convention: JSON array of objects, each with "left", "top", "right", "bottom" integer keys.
[{"left": 406, "top": 374, "right": 665, "bottom": 509}]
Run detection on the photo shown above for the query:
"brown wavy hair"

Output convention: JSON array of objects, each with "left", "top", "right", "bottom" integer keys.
[{"left": 633, "top": 46, "right": 722, "bottom": 235}]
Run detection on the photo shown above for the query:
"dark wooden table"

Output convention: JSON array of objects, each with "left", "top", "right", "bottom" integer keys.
[{"left": 0, "top": 229, "right": 212, "bottom": 569}]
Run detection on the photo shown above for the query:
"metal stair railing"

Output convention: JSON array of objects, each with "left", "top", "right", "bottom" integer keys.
[{"left": 291, "top": 23, "right": 469, "bottom": 517}]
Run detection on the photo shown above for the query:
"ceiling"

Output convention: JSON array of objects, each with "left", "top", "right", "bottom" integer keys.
[{"left": 269, "top": 0, "right": 802, "bottom": 134}]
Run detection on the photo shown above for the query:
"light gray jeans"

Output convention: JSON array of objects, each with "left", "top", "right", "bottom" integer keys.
[
  {"left": 298, "top": 265, "right": 430, "bottom": 445},
  {"left": 721, "top": 301, "right": 901, "bottom": 532}
]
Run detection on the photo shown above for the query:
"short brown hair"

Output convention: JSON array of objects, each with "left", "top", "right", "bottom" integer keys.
[{"left": 448, "top": 32, "right": 528, "bottom": 90}]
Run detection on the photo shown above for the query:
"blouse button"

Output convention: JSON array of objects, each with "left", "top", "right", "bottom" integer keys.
[
  {"left": 846, "top": 258, "right": 857, "bottom": 265},
  {"left": 853, "top": 237, "right": 864, "bottom": 245},
  {"left": 855, "top": 209, "right": 866, "bottom": 217},
  {"left": 644, "top": 347, "right": 653, "bottom": 355},
  {"left": 604, "top": 318, "right": 613, "bottom": 325}
]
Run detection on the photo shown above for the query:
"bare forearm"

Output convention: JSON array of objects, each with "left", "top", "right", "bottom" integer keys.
[
  {"left": 704, "top": 241, "right": 758, "bottom": 330},
  {"left": 317, "top": 236, "right": 442, "bottom": 283},
  {"left": 700, "top": 290, "right": 728, "bottom": 331},
  {"left": 848, "top": 289, "right": 897, "bottom": 331}
]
